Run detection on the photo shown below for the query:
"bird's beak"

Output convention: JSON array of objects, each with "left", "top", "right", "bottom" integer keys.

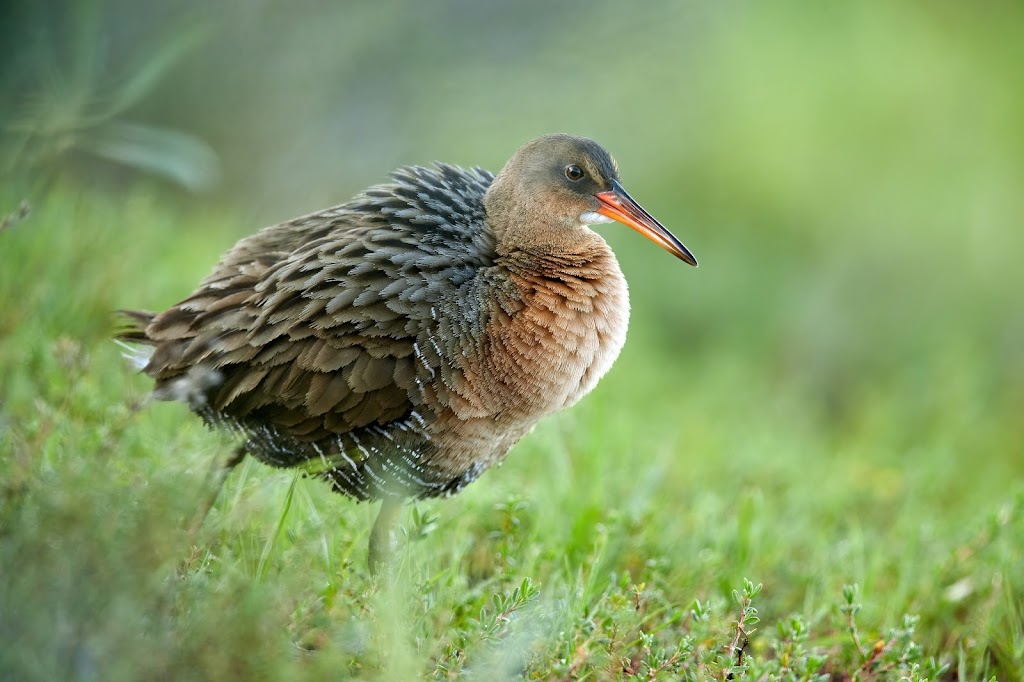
[{"left": 595, "top": 180, "right": 698, "bottom": 266}]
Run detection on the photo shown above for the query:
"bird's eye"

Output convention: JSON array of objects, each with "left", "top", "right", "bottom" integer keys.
[{"left": 564, "top": 164, "right": 584, "bottom": 181}]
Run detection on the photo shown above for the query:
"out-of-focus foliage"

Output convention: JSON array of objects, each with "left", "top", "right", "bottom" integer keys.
[{"left": 1, "top": 0, "right": 219, "bottom": 191}]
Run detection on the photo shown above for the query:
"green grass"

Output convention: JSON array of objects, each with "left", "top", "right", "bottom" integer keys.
[{"left": 1, "top": 181, "right": 1021, "bottom": 681}]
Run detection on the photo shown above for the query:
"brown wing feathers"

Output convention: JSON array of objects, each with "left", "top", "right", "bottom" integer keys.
[{"left": 118, "top": 164, "right": 498, "bottom": 499}]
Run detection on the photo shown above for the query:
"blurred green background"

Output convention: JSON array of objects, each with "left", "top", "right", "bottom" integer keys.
[
  {"left": 2, "top": 1, "right": 1023, "bottom": 678},
  {"left": 5, "top": 0, "right": 1023, "bottom": 371}
]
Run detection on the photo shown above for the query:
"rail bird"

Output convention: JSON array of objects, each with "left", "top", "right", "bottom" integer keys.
[{"left": 118, "top": 134, "right": 697, "bottom": 572}]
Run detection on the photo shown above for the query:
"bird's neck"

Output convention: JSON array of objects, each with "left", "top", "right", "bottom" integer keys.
[{"left": 495, "top": 234, "right": 616, "bottom": 284}]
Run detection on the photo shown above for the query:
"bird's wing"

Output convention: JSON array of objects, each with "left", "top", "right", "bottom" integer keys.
[{"left": 141, "top": 163, "right": 497, "bottom": 441}]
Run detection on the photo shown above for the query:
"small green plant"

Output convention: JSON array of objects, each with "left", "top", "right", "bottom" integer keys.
[
  {"left": 841, "top": 583, "right": 867, "bottom": 660},
  {"left": 489, "top": 495, "right": 532, "bottom": 574},
  {"left": 770, "top": 615, "right": 829, "bottom": 681},
  {"left": 404, "top": 506, "right": 441, "bottom": 544},
  {"left": 473, "top": 576, "right": 541, "bottom": 642},
  {"left": 725, "top": 578, "right": 762, "bottom": 678},
  {"left": 839, "top": 584, "right": 951, "bottom": 681},
  {"left": 624, "top": 627, "right": 694, "bottom": 679}
]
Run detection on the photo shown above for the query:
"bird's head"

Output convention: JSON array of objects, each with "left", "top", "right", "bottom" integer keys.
[{"left": 485, "top": 134, "right": 697, "bottom": 266}]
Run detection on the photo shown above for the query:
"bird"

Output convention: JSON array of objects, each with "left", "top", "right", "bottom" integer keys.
[{"left": 117, "top": 133, "right": 697, "bottom": 573}]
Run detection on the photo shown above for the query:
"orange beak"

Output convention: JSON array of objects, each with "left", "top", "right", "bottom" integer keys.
[{"left": 595, "top": 180, "right": 698, "bottom": 266}]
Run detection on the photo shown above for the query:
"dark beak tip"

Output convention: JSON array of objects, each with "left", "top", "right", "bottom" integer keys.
[{"left": 597, "top": 183, "right": 698, "bottom": 268}]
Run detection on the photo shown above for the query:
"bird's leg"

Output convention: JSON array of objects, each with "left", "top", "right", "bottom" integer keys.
[
  {"left": 368, "top": 495, "right": 403, "bottom": 576},
  {"left": 188, "top": 444, "right": 247, "bottom": 536}
]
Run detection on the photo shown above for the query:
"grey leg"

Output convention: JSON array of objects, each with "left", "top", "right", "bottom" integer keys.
[{"left": 368, "top": 495, "right": 403, "bottom": 575}]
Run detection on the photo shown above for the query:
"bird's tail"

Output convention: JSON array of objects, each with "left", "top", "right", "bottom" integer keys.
[
  {"left": 115, "top": 309, "right": 156, "bottom": 342},
  {"left": 114, "top": 309, "right": 157, "bottom": 370}
]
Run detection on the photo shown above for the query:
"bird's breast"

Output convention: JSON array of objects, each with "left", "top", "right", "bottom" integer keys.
[{"left": 455, "top": 255, "right": 629, "bottom": 423}]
